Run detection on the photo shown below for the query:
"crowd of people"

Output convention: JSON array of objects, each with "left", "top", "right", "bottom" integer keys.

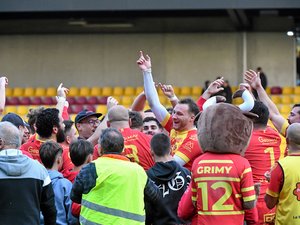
[{"left": 0, "top": 51, "right": 299, "bottom": 225}]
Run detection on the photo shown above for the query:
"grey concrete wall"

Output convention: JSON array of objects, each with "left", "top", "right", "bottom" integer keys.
[{"left": 0, "top": 32, "right": 295, "bottom": 88}]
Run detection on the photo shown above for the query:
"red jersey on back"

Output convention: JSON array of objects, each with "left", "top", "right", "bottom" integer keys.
[{"left": 191, "top": 152, "right": 256, "bottom": 225}]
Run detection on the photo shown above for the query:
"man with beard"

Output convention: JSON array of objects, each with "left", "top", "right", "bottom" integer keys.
[{"left": 21, "top": 108, "right": 73, "bottom": 175}]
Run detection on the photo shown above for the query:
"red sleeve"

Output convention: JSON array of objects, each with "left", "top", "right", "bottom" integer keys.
[
  {"left": 266, "top": 163, "right": 283, "bottom": 197},
  {"left": 60, "top": 147, "right": 74, "bottom": 175},
  {"left": 177, "top": 183, "right": 197, "bottom": 221},
  {"left": 93, "top": 145, "right": 100, "bottom": 160},
  {"left": 71, "top": 202, "right": 81, "bottom": 218},
  {"left": 197, "top": 96, "right": 207, "bottom": 111},
  {"left": 62, "top": 105, "right": 69, "bottom": 120},
  {"left": 240, "top": 161, "right": 256, "bottom": 203}
]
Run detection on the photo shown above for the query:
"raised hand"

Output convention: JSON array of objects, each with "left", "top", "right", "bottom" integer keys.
[
  {"left": 136, "top": 50, "right": 151, "bottom": 71},
  {"left": 0, "top": 77, "right": 8, "bottom": 87},
  {"left": 158, "top": 83, "right": 175, "bottom": 99},
  {"left": 244, "top": 70, "right": 262, "bottom": 90},
  {"left": 57, "top": 83, "right": 69, "bottom": 98},
  {"left": 107, "top": 96, "right": 119, "bottom": 111}
]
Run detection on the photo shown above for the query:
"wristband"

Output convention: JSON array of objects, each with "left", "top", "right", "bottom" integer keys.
[{"left": 168, "top": 95, "right": 179, "bottom": 102}]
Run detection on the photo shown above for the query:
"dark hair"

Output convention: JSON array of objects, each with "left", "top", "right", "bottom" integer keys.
[
  {"left": 26, "top": 106, "right": 45, "bottom": 134},
  {"left": 129, "top": 111, "right": 143, "bottom": 129},
  {"left": 39, "top": 141, "right": 63, "bottom": 169},
  {"left": 69, "top": 140, "right": 93, "bottom": 167},
  {"left": 250, "top": 101, "right": 269, "bottom": 126},
  {"left": 36, "top": 108, "right": 60, "bottom": 138},
  {"left": 150, "top": 133, "right": 171, "bottom": 157},
  {"left": 100, "top": 128, "right": 124, "bottom": 154},
  {"left": 178, "top": 98, "right": 200, "bottom": 125},
  {"left": 293, "top": 104, "right": 300, "bottom": 113},
  {"left": 143, "top": 117, "right": 163, "bottom": 129},
  {"left": 63, "top": 120, "right": 74, "bottom": 135}
]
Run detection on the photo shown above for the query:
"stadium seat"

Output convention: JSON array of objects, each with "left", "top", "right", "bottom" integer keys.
[
  {"left": 281, "top": 95, "right": 292, "bottom": 104},
  {"left": 86, "top": 96, "right": 99, "bottom": 105},
  {"left": 113, "top": 96, "right": 122, "bottom": 103},
  {"left": 79, "top": 86, "right": 90, "bottom": 96},
  {"left": 35, "top": 87, "right": 46, "bottom": 96},
  {"left": 12, "top": 87, "right": 24, "bottom": 97},
  {"left": 84, "top": 105, "right": 96, "bottom": 112},
  {"left": 75, "top": 96, "right": 87, "bottom": 105},
  {"left": 19, "top": 97, "right": 31, "bottom": 105},
  {"left": 5, "top": 87, "right": 13, "bottom": 97},
  {"left": 173, "top": 86, "right": 180, "bottom": 96},
  {"left": 135, "top": 86, "right": 144, "bottom": 95},
  {"left": 294, "top": 86, "right": 300, "bottom": 95},
  {"left": 96, "top": 105, "right": 108, "bottom": 115},
  {"left": 70, "top": 105, "right": 84, "bottom": 114},
  {"left": 17, "top": 106, "right": 29, "bottom": 116},
  {"left": 90, "top": 87, "right": 102, "bottom": 96},
  {"left": 41, "top": 97, "right": 55, "bottom": 105},
  {"left": 4, "top": 106, "right": 18, "bottom": 114},
  {"left": 265, "top": 87, "right": 271, "bottom": 95},
  {"left": 180, "top": 86, "right": 192, "bottom": 96},
  {"left": 66, "top": 97, "right": 76, "bottom": 105},
  {"left": 124, "top": 87, "right": 135, "bottom": 96},
  {"left": 23, "top": 87, "right": 35, "bottom": 97},
  {"left": 282, "top": 86, "right": 294, "bottom": 95},
  {"left": 159, "top": 96, "right": 167, "bottom": 105},
  {"left": 270, "top": 95, "right": 281, "bottom": 104},
  {"left": 292, "top": 95, "right": 300, "bottom": 104},
  {"left": 68, "top": 87, "right": 80, "bottom": 97},
  {"left": 121, "top": 96, "right": 133, "bottom": 106},
  {"left": 6, "top": 97, "right": 20, "bottom": 105},
  {"left": 98, "top": 97, "right": 108, "bottom": 105},
  {"left": 30, "top": 97, "right": 42, "bottom": 105},
  {"left": 102, "top": 87, "right": 113, "bottom": 96},
  {"left": 113, "top": 87, "right": 124, "bottom": 96},
  {"left": 191, "top": 86, "right": 202, "bottom": 96},
  {"left": 280, "top": 104, "right": 292, "bottom": 114},
  {"left": 270, "top": 86, "right": 282, "bottom": 95},
  {"left": 46, "top": 87, "right": 57, "bottom": 97}
]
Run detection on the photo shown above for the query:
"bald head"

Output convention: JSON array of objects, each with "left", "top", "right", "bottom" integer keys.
[
  {"left": 107, "top": 105, "right": 129, "bottom": 128},
  {"left": 287, "top": 123, "right": 300, "bottom": 147}
]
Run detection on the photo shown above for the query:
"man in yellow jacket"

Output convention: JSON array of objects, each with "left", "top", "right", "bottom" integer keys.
[{"left": 71, "top": 127, "right": 160, "bottom": 225}]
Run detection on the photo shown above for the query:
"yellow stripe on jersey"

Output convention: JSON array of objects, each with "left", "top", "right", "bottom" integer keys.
[
  {"left": 241, "top": 186, "right": 254, "bottom": 192},
  {"left": 241, "top": 168, "right": 252, "bottom": 178},
  {"left": 192, "top": 196, "right": 197, "bottom": 201},
  {"left": 280, "top": 120, "right": 289, "bottom": 137},
  {"left": 175, "top": 151, "right": 189, "bottom": 163},
  {"left": 198, "top": 211, "right": 244, "bottom": 215},
  {"left": 195, "top": 177, "right": 240, "bottom": 182},
  {"left": 243, "top": 195, "right": 256, "bottom": 202},
  {"left": 161, "top": 113, "right": 171, "bottom": 127},
  {"left": 192, "top": 188, "right": 197, "bottom": 192},
  {"left": 198, "top": 160, "right": 233, "bottom": 164},
  {"left": 266, "top": 189, "right": 279, "bottom": 198}
]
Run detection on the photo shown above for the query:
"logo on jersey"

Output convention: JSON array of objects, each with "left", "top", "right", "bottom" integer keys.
[{"left": 293, "top": 182, "right": 300, "bottom": 201}]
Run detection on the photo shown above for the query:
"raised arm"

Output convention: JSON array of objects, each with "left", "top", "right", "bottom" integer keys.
[
  {"left": 131, "top": 91, "right": 147, "bottom": 114},
  {"left": 158, "top": 83, "right": 179, "bottom": 108},
  {"left": 244, "top": 70, "right": 286, "bottom": 133},
  {"left": 0, "top": 77, "right": 8, "bottom": 114},
  {"left": 137, "top": 51, "right": 169, "bottom": 123},
  {"left": 56, "top": 83, "right": 69, "bottom": 120}
]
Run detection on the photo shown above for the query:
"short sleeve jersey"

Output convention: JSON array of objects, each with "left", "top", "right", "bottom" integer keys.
[
  {"left": 162, "top": 114, "right": 202, "bottom": 171},
  {"left": 191, "top": 152, "right": 256, "bottom": 225},
  {"left": 121, "top": 127, "right": 154, "bottom": 171},
  {"left": 244, "top": 127, "right": 283, "bottom": 197}
]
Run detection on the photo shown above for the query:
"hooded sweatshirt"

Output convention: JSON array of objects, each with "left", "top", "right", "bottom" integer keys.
[
  {"left": 43, "top": 170, "right": 77, "bottom": 225},
  {"left": 0, "top": 149, "right": 56, "bottom": 225},
  {"left": 146, "top": 160, "right": 191, "bottom": 225}
]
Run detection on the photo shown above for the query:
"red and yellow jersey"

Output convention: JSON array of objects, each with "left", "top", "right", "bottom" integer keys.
[
  {"left": 191, "top": 152, "right": 256, "bottom": 225},
  {"left": 244, "top": 127, "right": 283, "bottom": 192},
  {"left": 20, "top": 135, "right": 74, "bottom": 173},
  {"left": 162, "top": 115, "right": 202, "bottom": 171},
  {"left": 121, "top": 127, "right": 154, "bottom": 171}
]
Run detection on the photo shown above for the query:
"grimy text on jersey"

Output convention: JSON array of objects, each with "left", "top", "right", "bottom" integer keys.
[{"left": 197, "top": 166, "right": 232, "bottom": 174}]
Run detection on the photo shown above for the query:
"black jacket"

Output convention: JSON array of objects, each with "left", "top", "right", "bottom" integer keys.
[{"left": 146, "top": 160, "right": 191, "bottom": 225}]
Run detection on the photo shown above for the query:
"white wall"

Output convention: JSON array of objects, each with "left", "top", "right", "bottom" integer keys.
[{"left": 0, "top": 32, "right": 295, "bottom": 88}]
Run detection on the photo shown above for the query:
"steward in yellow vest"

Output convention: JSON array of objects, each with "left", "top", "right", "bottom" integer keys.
[{"left": 71, "top": 128, "right": 160, "bottom": 225}]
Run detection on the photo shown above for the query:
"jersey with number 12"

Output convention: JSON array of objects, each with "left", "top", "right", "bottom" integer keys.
[{"left": 191, "top": 152, "right": 256, "bottom": 225}]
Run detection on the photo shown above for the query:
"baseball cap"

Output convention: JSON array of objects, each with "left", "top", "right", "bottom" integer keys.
[
  {"left": 1, "top": 113, "right": 26, "bottom": 128},
  {"left": 75, "top": 109, "right": 102, "bottom": 124}
]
